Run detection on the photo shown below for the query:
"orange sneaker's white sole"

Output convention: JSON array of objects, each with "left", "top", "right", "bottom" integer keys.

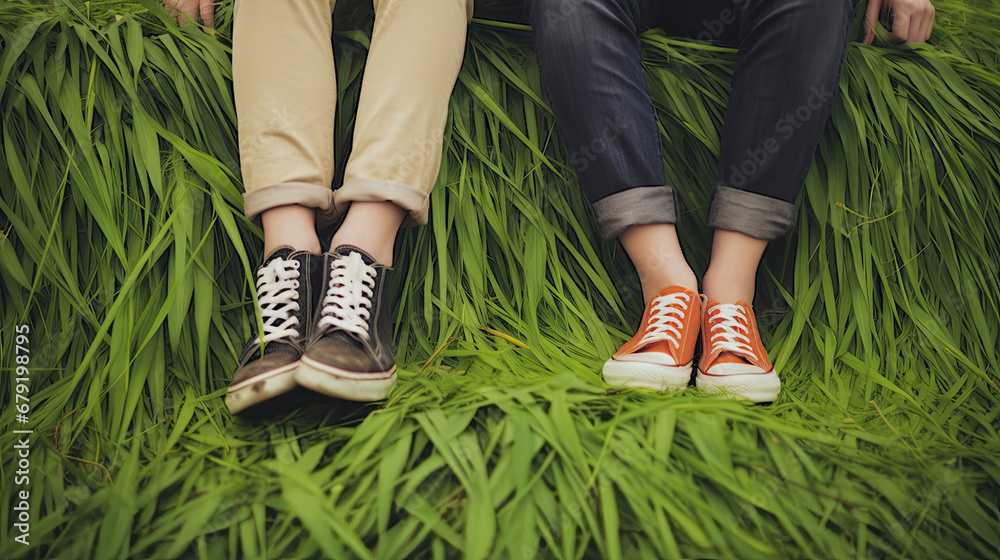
[
  {"left": 695, "top": 370, "right": 781, "bottom": 403},
  {"left": 603, "top": 359, "right": 693, "bottom": 391}
]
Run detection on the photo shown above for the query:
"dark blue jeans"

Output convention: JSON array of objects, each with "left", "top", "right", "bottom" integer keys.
[{"left": 525, "top": 0, "right": 855, "bottom": 239}]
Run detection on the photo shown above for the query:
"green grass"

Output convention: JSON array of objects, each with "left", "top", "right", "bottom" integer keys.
[{"left": 1, "top": 0, "right": 998, "bottom": 558}]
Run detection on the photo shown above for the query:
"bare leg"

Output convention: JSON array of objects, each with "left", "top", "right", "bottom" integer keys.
[
  {"left": 261, "top": 204, "right": 322, "bottom": 256},
  {"left": 701, "top": 229, "right": 767, "bottom": 304},
  {"left": 618, "top": 223, "right": 698, "bottom": 303},
  {"left": 329, "top": 201, "right": 407, "bottom": 266}
]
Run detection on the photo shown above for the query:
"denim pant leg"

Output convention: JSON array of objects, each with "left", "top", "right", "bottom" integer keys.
[
  {"left": 708, "top": 0, "right": 855, "bottom": 239},
  {"left": 525, "top": 0, "right": 676, "bottom": 240}
]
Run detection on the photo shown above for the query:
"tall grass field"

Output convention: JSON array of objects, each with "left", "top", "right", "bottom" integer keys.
[{"left": 1, "top": 0, "right": 998, "bottom": 557}]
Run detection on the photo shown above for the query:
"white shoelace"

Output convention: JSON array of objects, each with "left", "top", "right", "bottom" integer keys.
[
  {"left": 253, "top": 257, "right": 301, "bottom": 345},
  {"left": 318, "top": 252, "right": 376, "bottom": 340},
  {"left": 706, "top": 303, "right": 756, "bottom": 358},
  {"left": 637, "top": 292, "right": 691, "bottom": 349}
]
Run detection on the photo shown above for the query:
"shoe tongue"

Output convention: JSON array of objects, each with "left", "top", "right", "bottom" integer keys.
[
  {"left": 264, "top": 246, "right": 296, "bottom": 263},
  {"left": 705, "top": 302, "right": 756, "bottom": 365},
  {"left": 332, "top": 245, "right": 377, "bottom": 266},
  {"left": 716, "top": 351, "right": 753, "bottom": 365},
  {"left": 637, "top": 340, "right": 675, "bottom": 355},
  {"left": 653, "top": 285, "right": 695, "bottom": 299},
  {"left": 706, "top": 300, "right": 748, "bottom": 320}
]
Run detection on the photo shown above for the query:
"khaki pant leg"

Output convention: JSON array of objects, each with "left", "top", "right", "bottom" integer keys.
[
  {"left": 234, "top": 0, "right": 339, "bottom": 221},
  {"left": 335, "top": 0, "right": 470, "bottom": 226}
]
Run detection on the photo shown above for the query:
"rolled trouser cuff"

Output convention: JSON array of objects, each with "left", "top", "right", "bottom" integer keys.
[
  {"left": 243, "top": 182, "right": 335, "bottom": 222},
  {"left": 592, "top": 186, "right": 677, "bottom": 240},
  {"left": 333, "top": 178, "right": 431, "bottom": 227},
  {"left": 707, "top": 185, "right": 796, "bottom": 240}
]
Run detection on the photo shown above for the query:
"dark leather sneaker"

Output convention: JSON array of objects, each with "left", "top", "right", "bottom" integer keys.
[
  {"left": 296, "top": 245, "right": 397, "bottom": 401},
  {"left": 226, "top": 247, "right": 320, "bottom": 414}
]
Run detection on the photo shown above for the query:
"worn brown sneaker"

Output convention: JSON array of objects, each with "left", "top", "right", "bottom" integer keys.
[
  {"left": 295, "top": 245, "right": 397, "bottom": 402},
  {"left": 226, "top": 247, "right": 320, "bottom": 414}
]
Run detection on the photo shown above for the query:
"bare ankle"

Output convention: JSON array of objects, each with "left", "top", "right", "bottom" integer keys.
[
  {"left": 330, "top": 201, "right": 406, "bottom": 266},
  {"left": 261, "top": 204, "right": 321, "bottom": 255},
  {"left": 702, "top": 268, "right": 755, "bottom": 304},
  {"left": 640, "top": 268, "right": 698, "bottom": 303}
]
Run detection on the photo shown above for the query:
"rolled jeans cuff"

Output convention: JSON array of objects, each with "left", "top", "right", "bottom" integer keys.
[
  {"left": 333, "top": 178, "right": 431, "bottom": 227},
  {"left": 707, "top": 185, "right": 796, "bottom": 240},
  {"left": 243, "top": 182, "right": 335, "bottom": 222},
  {"left": 592, "top": 186, "right": 677, "bottom": 240}
]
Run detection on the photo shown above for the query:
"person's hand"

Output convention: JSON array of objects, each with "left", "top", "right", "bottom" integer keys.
[
  {"left": 864, "top": 0, "right": 935, "bottom": 45},
  {"left": 162, "top": 0, "right": 216, "bottom": 28}
]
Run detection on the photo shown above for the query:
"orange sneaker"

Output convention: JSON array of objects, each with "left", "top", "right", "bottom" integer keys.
[
  {"left": 603, "top": 286, "right": 700, "bottom": 391},
  {"left": 696, "top": 298, "right": 781, "bottom": 402}
]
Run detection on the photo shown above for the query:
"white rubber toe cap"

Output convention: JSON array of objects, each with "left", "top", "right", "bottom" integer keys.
[{"left": 603, "top": 358, "right": 693, "bottom": 391}]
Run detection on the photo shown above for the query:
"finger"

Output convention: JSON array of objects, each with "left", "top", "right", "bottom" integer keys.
[
  {"left": 174, "top": 6, "right": 194, "bottom": 25},
  {"left": 910, "top": 9, "right": 931, "bottom": 44},
  {"left": 919, "top": 5, "right": 936, "bottom": 43},
  {"left": 200, "top": 2, "right": 215, "bottom": 28},
  {"left": 899, "top": 5, "right": 929, "bottom": 43},
  {"left": 887, "top": 9, "right": 911, "bottom": 44},
  {"left": 914, "top": 15, "right": 931, "bottom": 43},
  {"left": 863, "top": 0, "right": 883, "bottom": 44},
  {"left": 900, "top": 10, "right": 923, "bottom": 43}
]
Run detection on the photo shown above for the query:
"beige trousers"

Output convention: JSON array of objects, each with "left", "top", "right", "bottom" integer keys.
[{"left": 233, "top": 0, "right": 472, "bottom": 226}]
